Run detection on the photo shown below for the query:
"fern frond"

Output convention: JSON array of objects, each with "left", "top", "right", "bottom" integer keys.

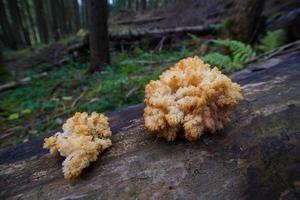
[
  {"left": 258, "top": 29, "right": 286, "bottom": 53},
  {"left": 212, "top": 39, "right": 255, "bottom": 63},
  {"left": 202, "top": 53, "right": 231, "bottom": 69}
]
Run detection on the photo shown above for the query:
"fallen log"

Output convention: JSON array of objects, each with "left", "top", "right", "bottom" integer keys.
[
  {"left": 0, "top": 72, "right": 48, "bottom": 91},
  {"left": 110, "top": 25, "right": 216, "bottom": 40},
  {"left": 115, "top": 16, "right": 166, "bottom": 25},
  {"left": 0, "top": 50, "right": 300, "bottom": 199}
]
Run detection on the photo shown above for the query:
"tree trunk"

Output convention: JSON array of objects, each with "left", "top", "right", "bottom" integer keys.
[
  {"left": 64, "top": 0, "right": 74, "bottom": 34},
  {"left": 227, "top": 0, "right": 266, "bottom": 43},
  {"left": 33, "top": 0, "right": 49, "bottom": 44},
  {"left": 135, "top": 0, "right": 140, "bottom": 10},
  {"left": 127, "top": 0, "right": 132, "bottom": 10},
  {"left": 57, "top": 0, "right": 68, "bottom": 36},
  {"left": 19, "top": 0, "right": 32, "bottom": 46},
  {"left": 0, "top": 48, "right": 300, "bottom": 199},
  {"left": 72, "top": 0, "right": 81, "bottom": 32},
  {"left": 0, "top": 0, "right": 16, "bottom": 49},
  {"left": 141, "top": 0, "right": 147, "bottom": 11},
  {"left": 88, "top": 0, "right": 110, "bottom": 72},
  {"left": 7, "top": 0, "right": 27, "bottom": 47},
  {"left": 49, "top": 0, "right": 60, "bottom": 41},
  {"left": 22, "top": 0, "right": 39, "bottom": 44}
]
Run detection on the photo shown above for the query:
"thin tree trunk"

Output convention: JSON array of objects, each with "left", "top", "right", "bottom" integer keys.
[
  {"left": 7, "top": 0, "right": 27, "bottom": 47},
  {"left": 127, "top": 0, "right": 132, "bottom": 10},
  {"left": 81, "top": 0, "right": 87, "bottom": 28},
  {"left": 141, "top": 0, "right": 147, "bottom": 11},
  {"left": 65, "top": 0, "right": 73, "bottom": 33},
  {"left": 73, "top": 0, "right": 80, "bottom": 32},
  {"left": 49, "top": 0, "right": 60, "bottom": 41},
  {"left": 33, "top": 0, "right": 49, "bottom": 43},
  {"left": 59, "top": 0, "right": 69, "bottom": 35},
  {"left": 23, "top": 0, "right": 38, "bottom": 44},
  {"left": 0, "top": 0, "right": 16, "bottom": 49},
  {"left": 88, "top": 0, "right": 110, "bottom": 72},
  {"left": 19, "top": 1, "right": 32, "bottom": 46},
  {"left": 135, "top": 0, "right": 140, "bottom": 10}
]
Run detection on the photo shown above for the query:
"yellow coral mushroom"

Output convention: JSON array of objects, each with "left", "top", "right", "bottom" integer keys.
[
  {"left": 144, "top": 56, "right": 243, "bottom": 141},
  {"left": 44, "top": 112, "right": 112, "bottom": 179}
]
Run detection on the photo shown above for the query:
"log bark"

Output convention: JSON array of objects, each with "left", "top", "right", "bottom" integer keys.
[
  {"left": 110, "top": 25, "right": 215, "bottom": 40},
  {"left": 1, "top": 49, "right": 300, "bottom": 199}
]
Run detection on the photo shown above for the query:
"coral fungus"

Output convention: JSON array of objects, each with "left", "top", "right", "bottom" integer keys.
[
  {"left": 44, "top": 112, "right": 112, "bottom": 179},
  {"left": 144, "top": 56, "right": 243, "bottom": 141}
]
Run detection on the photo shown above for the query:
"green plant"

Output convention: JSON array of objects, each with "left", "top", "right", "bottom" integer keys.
[
  {"left": 202, "top": 53, "right": 231, "bottom": 69},
  {"left": 213, "top": 39, "right": 256, "bottom": 63},
  {"left": 258, "top": 29, "right": 286, "bottom": 53},
  {"left": 202, "top": 39, "right": 255, "bottom": 72}
]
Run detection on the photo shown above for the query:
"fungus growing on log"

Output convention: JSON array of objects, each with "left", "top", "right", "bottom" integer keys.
[
  {"left": 144, "top": 56, "right": 243, "bottom": 141},
  {"left": 43, "top": 112, "right": 112, "bottom": 179}
]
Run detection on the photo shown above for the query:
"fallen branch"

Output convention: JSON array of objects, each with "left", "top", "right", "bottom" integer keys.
[
  {"left": 110, "top": 25, "right": 216, "bottom": 40},
  {"left": 0, "top": 72, "right": 48, "bottom": 92},
  {"left": 116, "top": 16, "right": 165, "bottom": 25}
]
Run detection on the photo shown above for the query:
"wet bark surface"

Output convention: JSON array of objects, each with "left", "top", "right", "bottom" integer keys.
[{"left": 0, "top": 51, "right": 300, "bottom": 199}]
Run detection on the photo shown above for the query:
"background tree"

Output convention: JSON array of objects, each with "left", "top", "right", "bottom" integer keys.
[
  {"left": 7, "top": 0, "right": 30, "bottom": 47},
  {"left": 33, "top": 0, "right": 49, "bottom": 43},
  {"left": 88, "top": 0, "right": 110, "bottom": 72},
  {"left": 0, "top": 0, "right": 16, "bottom": 49},
  {"left": 141, "top": 0, "right": 147, "bottom": 11},
  {"left": 226, "top": 0, "right": 266, "bottom": 43}
]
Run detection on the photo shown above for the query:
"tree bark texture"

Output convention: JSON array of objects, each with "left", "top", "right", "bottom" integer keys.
[
  {"left": 0, "top": 49, "right": 300, "bottom": 199},
  {"left": 0, "top": 0, "right": 16, "bottom": 49},
  {"left": 88, "top": 0, "right": 110, "bottom": 72},
  {"left": 33, "top": 0, "right": 49, "bottom": 43},
  {"left": 228, "top": 0, "right": 266, "bottom": 43},
  {"left": 7, "top": 0, "right": 28, "bottom": 47}
]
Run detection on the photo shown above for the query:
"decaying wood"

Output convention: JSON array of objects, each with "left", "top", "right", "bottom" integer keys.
[
  {"left": 0, "top": 72, "right": 48, "bottom": 91},
  {"left": 110, "top": 25, "right": 215, "bottom": 40},
  {"left": 116, "top": 16, "right": 165, "bottom": 25},
  {"left": 0, "top": 49, "right": 300, "bottom": 199}
]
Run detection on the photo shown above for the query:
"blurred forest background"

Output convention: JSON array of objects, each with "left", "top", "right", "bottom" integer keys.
[{"left": 0, "top": 0, "right": 299, "bottom": 148}]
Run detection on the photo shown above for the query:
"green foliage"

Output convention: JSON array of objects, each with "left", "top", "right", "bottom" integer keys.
[
  {"left": 258, "top": 29, "right": 286, "bottom": 53},
  {"left": 76, "top": 29, "right": 89, "bottom": 38},
  {"left": 202, "top": 53, "right": 231, "bottom": 69},
  {"left": 202, "top": 39, "right": 256, "bottom": 72},
  {"left": 0, "top": 47, "right": 187, "bottom": 147},
  {"left": 212, "top": 39, "right": 256, "bottom": 63}
]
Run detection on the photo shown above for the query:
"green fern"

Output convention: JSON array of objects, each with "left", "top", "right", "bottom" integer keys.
[
  {"left": 202, "top": 39, "right": 256, "bottom": 72},
  {"left": 212, "top": 39, "right": 256, "bottom": 63},
  {"left": 202, "top": 53, "right": 231, "bottom": 69},
  {"left": 258, "top": 29, "right": 286, "bottom": 53}
]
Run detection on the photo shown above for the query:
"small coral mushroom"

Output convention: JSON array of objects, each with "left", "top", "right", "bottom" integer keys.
[
  {"left": 44, "top": 112, "right": 112, "bottom": 179},
  {"left": 144, "top": 56, "right": 243, "bottom": 141}
]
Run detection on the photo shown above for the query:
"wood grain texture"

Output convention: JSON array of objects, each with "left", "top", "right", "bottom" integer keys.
[{"left": 1, "top": 51, "right": 300, "bottom": 200}]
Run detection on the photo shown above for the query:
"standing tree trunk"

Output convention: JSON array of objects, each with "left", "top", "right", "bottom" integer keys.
[
  {"left": 88, "top": 0, "right": 110, "bottom": 72},
  {"left": 227, "top": 0, "right": 266, "bottom": 43},
  {"left": 33, "top": 0, "right": 49, "bottom": 43},
  {"left": 23, "top": 0, "right": 38, "bottom": 44},
  {"left": 135, "top": 0, "right": 140, "bottom": 11},
  {"left": 7, "top": 0, "right": 27, "bottom": 47},
  {"left": 141, "top": 0, "right": 147, "bottom": 11},
  {"left": 0, "top": 0, "right": 16, "bottom": 49},
  {"left": 72, "top": 0, "right": 81, "bottom": 32},
  {"left": 49, "top": 0, "right": 60, "bottom": 41}
]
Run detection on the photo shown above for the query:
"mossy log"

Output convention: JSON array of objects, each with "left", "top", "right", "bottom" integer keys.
[{"left": 0, "top": 51, "right": 300, "bottom": 199}]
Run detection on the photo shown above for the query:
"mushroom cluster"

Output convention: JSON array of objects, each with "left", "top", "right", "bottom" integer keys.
[
  {"left": 144, "top": 56, "right": 243, "bottom": 141},
  {"left": 44, "top": 112, "right": 112, "bottom": 179}
]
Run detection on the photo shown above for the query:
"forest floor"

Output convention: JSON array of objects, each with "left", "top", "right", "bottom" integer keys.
[
  {"left": 0, "top": 43, "right": 194, "bottom": 148},
  {"left": 0, "top": 0, "right": 299, "bottom": 148}
]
